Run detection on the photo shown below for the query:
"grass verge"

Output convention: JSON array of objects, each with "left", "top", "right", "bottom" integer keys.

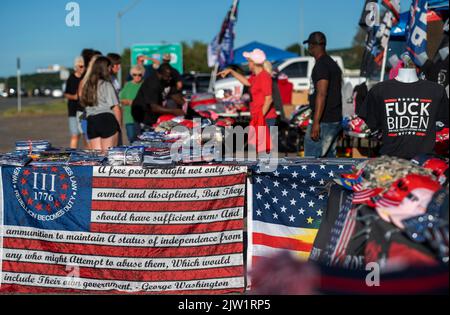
[{"left": 1, "top": 100, "right": 66, "bottom": 118}]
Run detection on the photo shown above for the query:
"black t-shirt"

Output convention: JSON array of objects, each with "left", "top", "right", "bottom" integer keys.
[
  {"left": 309, "top": 55, "right": 343, "bottom": 123},
  {"left": 64, "top": 73, "right": 83, "bottom": 117},
  {"left": 131, "top": 71, "right": 163, "bottom": 126},
  {"left": 358, "top": 79, "right": 449, "bottom": 159}
]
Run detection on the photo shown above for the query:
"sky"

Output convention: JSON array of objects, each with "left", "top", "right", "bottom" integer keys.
[{"left": 0, "top": 0, "right": 409, "bottom": 77}]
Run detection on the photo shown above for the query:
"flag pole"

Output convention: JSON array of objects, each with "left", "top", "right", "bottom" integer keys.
[
  {"left": 379, "top": 41, "right": 389, "bottom": 81},
  {"left": 208, "top": 0, "right": 239, "bottom": 93}
]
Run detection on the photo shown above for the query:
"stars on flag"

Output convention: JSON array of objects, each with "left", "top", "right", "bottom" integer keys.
[{"left": 253, "top": 163, "right": 352, "bottom": 228}]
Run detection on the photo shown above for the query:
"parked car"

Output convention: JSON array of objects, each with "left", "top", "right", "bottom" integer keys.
[
  {"left": 182, "top": 72, "right": 211, "bottom": 99},
  {"left": 7, "top": 88, "right": 28, "bottom": 98},
  {"left": 52, "top": 88, "right": 64, "bottom": 98}
]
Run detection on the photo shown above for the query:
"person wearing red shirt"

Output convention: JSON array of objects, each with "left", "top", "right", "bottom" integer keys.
[{"left": 219, "top": 49, "right": 276, "bottom": 153}]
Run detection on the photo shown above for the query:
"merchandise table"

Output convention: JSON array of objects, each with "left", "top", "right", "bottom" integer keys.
[{"left": 0, "top": 159, "right": 447, "bottom": 295}]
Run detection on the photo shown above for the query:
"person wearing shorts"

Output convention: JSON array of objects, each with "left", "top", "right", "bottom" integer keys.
[
  {"left": 64, "top": 56, "right": 87, "bottom": 149},
  {"left": 80, "top": 56, "right": 122, "bottom": 154}
]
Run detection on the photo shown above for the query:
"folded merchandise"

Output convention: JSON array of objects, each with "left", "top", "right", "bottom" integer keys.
[
  {"left": 143, "top": 147, "right": 175, "bottom": 168},
  {"left": 0, "top": 152, "right": 32, "bottom": 167},
  {"left": 107, "top": 146, "right": 144, "bottom": 166},
  {"left": 29, "top": 151, "right": 71, "bottom": 166},
  {"left": 342, "top": 115, "right": 370, "bottom": 135},
  {"left": 138, "top": 131, "right": 166, "bottom": 141},
  {"left": 68, "top": 151, "right": 106, "bottom": 166},
  {"left": 15, "top": 140, "right": 51, "bottom": 153}
]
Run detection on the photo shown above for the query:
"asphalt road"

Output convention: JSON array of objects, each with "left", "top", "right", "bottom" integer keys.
[{"left": 0, "top": 96, "right": 62, "bottom": 110}]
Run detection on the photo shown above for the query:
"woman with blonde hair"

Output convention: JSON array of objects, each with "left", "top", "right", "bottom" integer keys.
[{"left": 218, "top": 49, "right": 276, "bottom": 153}]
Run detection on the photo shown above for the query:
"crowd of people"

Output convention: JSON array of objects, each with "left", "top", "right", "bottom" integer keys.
[
  {"left": 63, "top": 49, "right": 185, "bottom": 154},
  {"left": 63, "top": 29, "right": 448, "bottom": 160}
]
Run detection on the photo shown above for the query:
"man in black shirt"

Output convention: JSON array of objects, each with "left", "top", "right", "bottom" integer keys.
[
  {"left": 64, "top": 56, "right": 87, "bottom": 149},
  {"left": 132, "top": 64, "right": 185, "bottom": 128},
  {"left": 303, "top": 32, "right": 343, "bottom": 158}
]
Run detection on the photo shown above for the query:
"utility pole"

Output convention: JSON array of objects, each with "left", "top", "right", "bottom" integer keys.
[
  {"left": 116, "top": 0, "right": 142, "bottom": 85},
  {"left": 300, "top": 0, "right": 305, "bottom": 56},
  {"left": 17, "top": 57, "right": 22, "bottom": 113}
]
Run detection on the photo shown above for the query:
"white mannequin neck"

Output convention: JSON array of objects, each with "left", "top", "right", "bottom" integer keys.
[{"left": 395, "top": 68, "right": 419, "bottom": 83}]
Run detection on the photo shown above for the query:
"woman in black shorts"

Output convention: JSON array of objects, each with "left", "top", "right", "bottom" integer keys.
[{"left": 80, "top": 56, "right": 122, "bottom": 153}]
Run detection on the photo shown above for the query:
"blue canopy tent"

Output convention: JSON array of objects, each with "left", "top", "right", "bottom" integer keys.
[{"left": 232, "top": 41, "right": 298, "bottom": 65}]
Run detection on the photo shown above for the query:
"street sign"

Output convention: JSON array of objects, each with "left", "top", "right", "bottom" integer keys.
[{"left": 131, "top": 43, "right": 183, "bottom": 74}]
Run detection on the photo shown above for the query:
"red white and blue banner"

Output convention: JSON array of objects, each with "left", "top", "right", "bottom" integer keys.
[
  {"left": 207, "top": 0, "right": 239, "bottom": 69},
  {"left": 0, "top": 165, "right": 247, "bottom": 294},
  {"left": 248, "top": 161, "right": 354, "bottom": 269},
  {"left": 407, "top": 0, "right": 429, "bottom": 66}
]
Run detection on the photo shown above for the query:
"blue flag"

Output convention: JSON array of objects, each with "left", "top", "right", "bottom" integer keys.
[
  {"left": 207, "top": 0, "right": 239, "bottom": 69},
  {"left": 406, "top": 0, "right": 429, "bottom": 66}
]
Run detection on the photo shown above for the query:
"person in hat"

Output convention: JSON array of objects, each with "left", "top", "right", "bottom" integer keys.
[
  {"left": 303, "top": 32, "right": 343, "bottom": 158},
  {"left": 218, "top": 48, "right": 276, "bottom": 153}
]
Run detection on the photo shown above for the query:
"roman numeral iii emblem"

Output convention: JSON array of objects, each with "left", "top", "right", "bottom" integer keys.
[{"left": 32, "top": 173, "right": 57, "bottom": 192}]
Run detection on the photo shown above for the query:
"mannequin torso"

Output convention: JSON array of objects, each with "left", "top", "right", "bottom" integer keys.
[{"left": 395, "top": 68, "right": 419, "bottom": 83}]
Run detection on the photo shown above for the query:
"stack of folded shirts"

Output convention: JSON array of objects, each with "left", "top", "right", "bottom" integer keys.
[
  {"left": 69, "top": 151, "right": 107, "bottom": 166},
  {"left": 29, "top": 151, "right": 71, "bottom": 166},
  {"left": 107, "top": 146, "right": 144, "bottom": 166},
  {"left": 15, "top": 140, "right": 51, "bottom": 152},
  {"left": 179, "top": 146, "right": 216, "bottom": 164},
  {"left": 138, "top": 131, "right": 166, "bottom": 141},
  {"left": 131, "top": 141, "right": 169, "bottom": 149},
  {"left": 0, "top": 152, "right": 32, "bottom": 166},
  {"left": 143, "top": 147, "right": 175, "bottom": 167}
]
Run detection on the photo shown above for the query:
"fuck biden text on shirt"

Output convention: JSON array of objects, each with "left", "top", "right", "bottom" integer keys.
[{"left": 384, "top": 98, "right": 431, "bottom": 137}]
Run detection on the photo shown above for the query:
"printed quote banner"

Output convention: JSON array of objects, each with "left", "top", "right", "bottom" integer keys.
[{"left": 0, "top": 165, "right": 247, "bottom": 294}]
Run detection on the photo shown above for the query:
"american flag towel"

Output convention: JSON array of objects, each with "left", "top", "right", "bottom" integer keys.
[
  {"left": 0, "top": 165, "right": 247, "bottom": 294},
  {"left": 248, "top": 160, "right": 355, "bottom": 269}
]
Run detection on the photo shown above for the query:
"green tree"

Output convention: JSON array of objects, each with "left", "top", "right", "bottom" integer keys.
[{"left": 182, "top": 41, "right": 211, "bottom": 73}]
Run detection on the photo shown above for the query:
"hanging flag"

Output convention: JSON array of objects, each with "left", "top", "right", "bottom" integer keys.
[
  {"left": 207, "top": 0, "right": 239, "bottom": 69},
  {"left": 361, "top": 10, "right": 394, "bottom": 78},
  {"left": 382, "top": 0, "right": 401, "bottom": 24},
  {"left": 406, "top": 0, "right": 429, "bottom": 66},
  {"left": 373, "top": 11, "right": 395, "bottom": 66},
  {"left": 359, "top": 0, "right": 380, "bottom": 77}
]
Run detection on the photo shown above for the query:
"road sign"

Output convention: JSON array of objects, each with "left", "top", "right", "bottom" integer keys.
[{"left": 131, "top": 43, "right": 183, "bottom": 74}]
